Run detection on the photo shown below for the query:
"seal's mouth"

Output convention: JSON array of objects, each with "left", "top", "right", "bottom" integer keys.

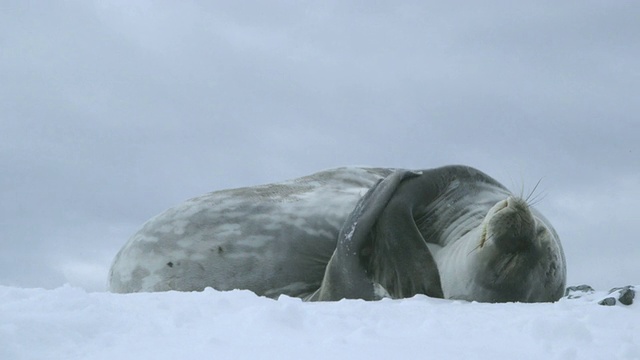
[
  {"left": 478, "top": 224, "right": 488, "bottom": 248},
  {"left": 477, "top": 198, "right": 508, "bottom": 249}
]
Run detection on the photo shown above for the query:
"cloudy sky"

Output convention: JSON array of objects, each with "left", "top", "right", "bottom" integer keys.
[{"left": 1, "top": 1, "right": 638, "bottom": 292}]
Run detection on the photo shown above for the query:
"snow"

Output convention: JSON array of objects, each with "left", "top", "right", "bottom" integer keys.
[{"left": 1, "top": 286, "right": 638, "bottom": 360}]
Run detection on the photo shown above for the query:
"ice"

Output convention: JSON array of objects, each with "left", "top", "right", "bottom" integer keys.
[{"left": 1, "top": 285, "right": 638, "bottom": 360}]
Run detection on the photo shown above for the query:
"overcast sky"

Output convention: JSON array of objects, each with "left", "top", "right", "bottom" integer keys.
[{"left": 1, "top": 1, "right": 638, "bottom": 292}]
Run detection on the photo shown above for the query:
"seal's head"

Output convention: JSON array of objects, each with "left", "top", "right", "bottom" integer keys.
[{"left": 470, "top": 196, "right": 565, "bottom": 302}]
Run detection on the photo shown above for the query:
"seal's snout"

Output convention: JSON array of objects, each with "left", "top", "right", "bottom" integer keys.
[{"left": 486, "top": 197, "right": 536, "bottom": 253}]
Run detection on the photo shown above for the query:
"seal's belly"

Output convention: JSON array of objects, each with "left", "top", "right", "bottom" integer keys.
[{"left": 109, "top": 168, "right": 389, "bottom": 297}]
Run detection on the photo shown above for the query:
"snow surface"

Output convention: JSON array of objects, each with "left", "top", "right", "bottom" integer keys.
[{"left": 1, "top": 286, "right": 638, "bottom": 360}]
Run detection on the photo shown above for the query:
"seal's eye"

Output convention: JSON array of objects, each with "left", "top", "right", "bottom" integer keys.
[{"left": 536, "top": 227, "right": 547, "bottom": 236}]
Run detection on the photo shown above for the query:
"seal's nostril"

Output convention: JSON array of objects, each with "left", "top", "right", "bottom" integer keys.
[{"left": 495, "top": 199, "right": 509, "bottom": 212}]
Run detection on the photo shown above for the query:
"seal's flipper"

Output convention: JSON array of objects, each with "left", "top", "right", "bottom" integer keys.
[
  {"left": 308, "top": 170, "right": 441, "bottom": 301},
  {"left": 370, "top": 196, "right": 444, "bottom": 299}
]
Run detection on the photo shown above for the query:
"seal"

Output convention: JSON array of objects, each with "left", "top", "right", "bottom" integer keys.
[{"left": 109, "top": 165, "right": 567, "bottom": 303}]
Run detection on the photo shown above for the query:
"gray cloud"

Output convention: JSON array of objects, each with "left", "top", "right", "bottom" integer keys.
[{"left": 1, "top": 0, "right": 638, "bottom": 291}]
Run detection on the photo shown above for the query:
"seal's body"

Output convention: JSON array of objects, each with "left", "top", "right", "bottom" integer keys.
[
  {"left": 109, "top": 166, "right": 566, "bottom": 303},
  {"left": 109, "top": 167, "right": 391, "bottom": 297}
]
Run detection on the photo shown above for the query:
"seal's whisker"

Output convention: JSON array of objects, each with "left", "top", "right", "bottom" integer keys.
[
  {"left": 528, "top": 192, "right": 547, "bottom": 207},
  {"left": 525, "top": 178, "right": 543, "bottom": 205}
]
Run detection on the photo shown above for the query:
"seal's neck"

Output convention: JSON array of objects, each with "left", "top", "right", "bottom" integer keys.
[{"left": 415, "top": 180, "right": 512, "bottom": 247}]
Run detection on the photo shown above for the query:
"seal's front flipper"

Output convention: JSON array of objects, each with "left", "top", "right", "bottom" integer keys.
[
  {"left": 369, "top": 194, "right": 444, "bottom": 299},
  {"left": 308, "top": 169, "right": 442, "bottom": 301},
  {"left": 308, "top": 170, "right": 417, "bottom": 301}
]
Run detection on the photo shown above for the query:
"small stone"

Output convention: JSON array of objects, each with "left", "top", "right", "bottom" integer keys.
[
  {"left": 564, "top": 284, "right": 595, "bottom": 298},
  {"left": 609, "top": 286, "right": 628, "bottom": 294},
  {"left": 598, "top": 297, "right": 616, "bottom": 306},
  {"left": 574, "top": 284, "right": 595, "bottom": 292},
  {"left": 610, "top": 285, "right": 636, "bottom": 305}
]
